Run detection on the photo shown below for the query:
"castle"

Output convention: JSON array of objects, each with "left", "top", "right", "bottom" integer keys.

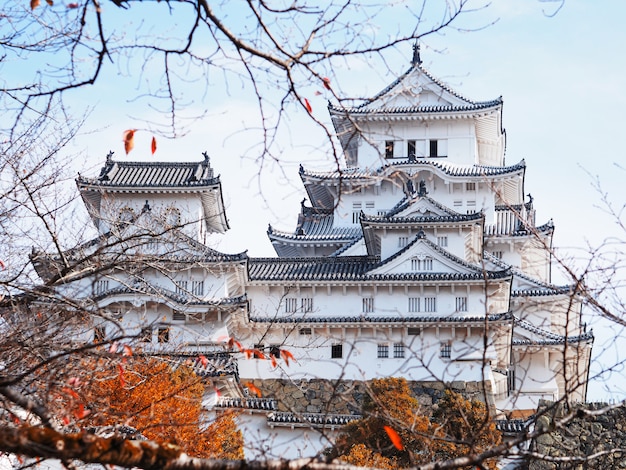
[{"left": 32, "top": 48, "right": 593, "bottom": 459}]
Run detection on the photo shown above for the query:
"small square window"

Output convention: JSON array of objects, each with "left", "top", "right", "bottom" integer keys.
[
  {"left": 466, "top": 182, "right": 476, "bottom": 191},
  {"left": 299, "top": 328, "right": 312, "bottom": 335},
  {"left": 175, "top": 280, "right": 188, "bottom": 296},
  {"left": 301, "top": 298, "right": 313, "bottom": 313},
  {"left": 139, "top": 327, "right": 152, "bottom": 343},
  {"left": 408, "top": 327, "right": 420, "bottom": 336},
  {"left": 158, "top": 327, "right": 170, "bottom": 343},
  {"left": 437, "top": 236, "right": 448, "bottom": 247},
  {"left": 94, "top": 280, "right": 109, "bottom": 296},
  {"left": 456, "top": 296, "right": 468, "bottom": 312},
  {"left": 93, "top": 325, "right": 106, "bottom": 343},
  {"left": 173, "top": 310, "right": 186, "bottom": 321},
  {"left": 362, "top": 297, "right": 374, "bottom": 313},
  {"left": 377, "top": 344, "right": 389, "bottom": 359},
  {"left": 394, "top": 343, "right": 405, "bottom": 358},
  {"left": 408, "top": 297, "right": 420, "bottom": 313},
  {"left": 440, "top": 342, "right": 451, "bottom": 359},
  {"left": 399, "top": 236, "right": 409, "bottom": 248},
  {"left": 424, "top": 297, "right": 437, "bottom": 312},
  {"left": 192, "top": 280, "right": 204, "bottom": 296},
  {"left": 331, "top": 344, "right": 343, "bottom": 359},
  {"left": 253, "top": 344, "right": 265, "bottom": 358}
]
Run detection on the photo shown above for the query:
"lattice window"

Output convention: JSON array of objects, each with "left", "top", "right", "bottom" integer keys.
[
  {"left": 385, "top": 140, "right": 394, "bottom": 159},
  {"left": 192, "top": 280, "right": 204, "bottom": 296},
  {"left": 440, "top": 342, "right": 452, "bottom": 359},
  {"left": 411, "top": 257, "right": 433, "bottom": 271},
  {"left": 285, "top": 298, "right": 298, "bottom": 313},
  {"left": 94, "top": 280, "right": 109, "bottom": 295},
  {"left": 331, "top": 344, "right": 343, "bottom": 359},
  {"left": 408, "top": 297, "right": 421, "bottom": 313},
  {"left": 299, "top": 328, "right": 312, "bottom": 335},
  {"left": 399, "top": 236, "right": 409, "bottom": 248},
  {"left": 394, "top": 343, "right": 405, "bottom": 358},
  {"left": 424, "top": 297, "right": 437, "bottom": 312},
  {"left": 175, "top": 281, "right": 188, "bottom": 296},
  {"left": 365, "top": 201, "right": 375, "bottom": 209},
  {"left": 437, "top": 236, "right": 448, "bottom": 247},
  {"left": 362, "top": 297, "right": 374, "bottom": 313},
  {"left": 466, "top": 182, "right": 476, "bottom": 191},
  {"left": 408, "top": 327, "right": 420, "bottom": 336},
  {"left": 377, "top": 344, "right": 389, "bottom": 359},
  {"left": 493, "top": 251, "right": 503, "bottom": 259},
  {"left": 173, "top": 310, "right": 186, "bottom": 321},
  {"left": 301, "top": 298, "right": 313, "bottom": 313},
  {"left": 456, "top": 296, "right": 468, "bottom": 312}
]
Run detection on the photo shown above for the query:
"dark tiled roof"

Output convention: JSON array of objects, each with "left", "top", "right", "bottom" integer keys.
[
  {"left": 330, "top": 99, "right": 502, "bottom": 116},
  {"left": 267, "top": 412, "right": 361, "bottom": 428},
  {"left": 514, "top": 318, "right": 594, "bottom": 346},
  {"left": 496, "top": 419, "right": 530, "bottom": 433},
  {"left": 248, "top": 254, "right": 510, "bottom": 282},
  {"left": 268, "top": 225, "right": 361, "bottom": 242},
  {"left": 300, "top": 160, "right": 525, "bottom": 182},
  {"left": 77, "top": 152, "right": 219, "bottom": 188},
  {"left": 362, "top": 211, "right": 483, "bottom": 225},
  {"left": 249, "top": 311, "right": 513, "bottom": 325},
  {"left": 168, "top": 353, "right": 238, "bottom": 378},
  {"left": 215, "top": 397, "right": 278, "bottom": 411},
  {"left": 94, "top": 284, "right": 247, "bottom": 308}
]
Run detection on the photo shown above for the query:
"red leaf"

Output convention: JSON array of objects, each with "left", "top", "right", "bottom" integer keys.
[
  {"left": 74, "top": 403, "right": 90, "bottom": 419},
  {"left": 118, "top": 364, "right": 126, "bottom": 387},
  {"left": 122, "top": 344, "right": 133, "bottom": 357},
  {"left": 322, "top": 77, "right": 331, "bottom": 90},
  {"left": 244, "top": 382, "right": 262, "bottom": 397},
  {"left": 46, "top": 0, "right": 54, "bottom": 5},
  {"left": 108, "top": 342, "right": 118, "bottom": 354},
  {"left": 253, "top": 349, "right": 266, "bottom": 360},
  {"left": 243, "top": 349, "right": 253, "bottom": 359},
  {"left": 198, "top": 355, "right": 209, "bottom": 367},
  {"left": 280, "top": 349, "right": 296, "bottom": 366},
  {"left": 270, "top": 355, "right": 277, "bottom": 368},
  {"left": 62, "top": 387, "right": 79, "bottom": 399},
  {"left": 304, "top": 98, "right": 313, "bottom": 114},
  {"left": 31, "top": 0, "right": 41, "bottom": 9},
  {"left": 384, "top": 425, "right": 404, "bottom": 450},
  {"left": 214, "top": 387, "right": 221, "bottom": 398},
  {"left": 67, "top": 2, "right": 79, "bottom": 8},
  {"left": 0, "top": 259, "right": 5, "bottom": 270},
  {"left": 151, "top": 136, "right": 157, "bottom": 155},
  {"left": 123, "top": 129, "right": 135, "bottom": 155}
]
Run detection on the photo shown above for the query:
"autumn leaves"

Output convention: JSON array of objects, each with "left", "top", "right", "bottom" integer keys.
[{"left": 122, "top": 130, "right": 157, "bottom": 156}]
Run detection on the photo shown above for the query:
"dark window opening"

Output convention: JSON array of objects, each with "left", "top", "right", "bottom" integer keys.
[
  {"left": 407, "top": 140, "right": 416, "bottom": 160},
  {"left": 429, "top": 139, "right": 438, "bottom": 157},
  {"left": 331, "top": 344, "right": 343, "bottom": 359},
  {"left": 269, "top": 345, "right": 281, "bottom": 358},
  {"left": 385, "top": 141, "right": 394, "bottom": 159},
  {"left": 158, "top": 327, "right": 170, "bottom": 343},
  {"left": 94, "top": 326, "right": 106, "bottom": 343}
]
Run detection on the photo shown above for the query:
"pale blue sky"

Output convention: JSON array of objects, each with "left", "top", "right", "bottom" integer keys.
[{"left": 16, "top": 0, "right": 626, "bottom": 400}]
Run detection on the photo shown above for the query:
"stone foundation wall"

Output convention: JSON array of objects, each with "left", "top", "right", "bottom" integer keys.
[
  {"left": 244, "top": 378, "right": 493, "bottom": 414},
  {"left": 529, "top": 401, "right": 626, "bottom": 470}
]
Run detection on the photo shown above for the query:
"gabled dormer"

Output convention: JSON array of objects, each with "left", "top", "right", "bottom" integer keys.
[
  {"left": 76, "top": 152, "right": 229, "bottom": 244},
  {"left": 329, "top": 44, "right": 505, "bottom": 169}
]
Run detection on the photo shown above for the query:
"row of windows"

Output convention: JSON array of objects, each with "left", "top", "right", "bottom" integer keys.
[
  {"left": 398, "top": 236, "right": 448, "bottom": 248},
  {"left": 285, "top": 297, "right": 314, "bottom": 313},
  {"left": 284, "top": 296, "right": 469, "bottom": 314},
  {"left": 330, "top": 342, "right": 451, "bottom": 359},
  {"left": 385, "top": 139, "right": 447, "bottom": 159},
  {"left": 94, "top": 326, "right": 170, "bottom": 343}
]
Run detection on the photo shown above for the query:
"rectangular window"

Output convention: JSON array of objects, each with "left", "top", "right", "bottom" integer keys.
[
  {"left": 352, "top": 202, "right": 362, "bottom": 224},
  {"left": 362, "top": 297, "right": 374, "bottom": 313},
  {"left": 331, "top": 344, "right": 343, "bottom": 359},
  {"left": 93, "top": 325, "right": 106, "bottom": 343},
  {"left": 429, "top": 139, "right": 438, "bottom": 158},
  {"left": 437, "top": 236, "right": 448, "bottom": 247},
  {"left": 407, "top": 140, "right": 416, "bottom": 159},
  {"left": 453, "top": 200, "right": 462, "bottom": 207},
  {"left": 175, "top": 281, "right": 188, "bottom": 296},
  {"left": 285, "top": 298, "right": 298, "bottom": 313},
  {"left": 301, "top": 298, "right": 313, "bottom": 313},
  {"left": 254, "top": 344, "right": 265, "bottom": 358},
  {"left": 424, "top": 297, "right": 437, "bottom": 312},
  {"left": 398, "top": 236, "right": 409, "bottom": 248},
  {"left": 408, "top": 297, "right": 420, "bottom": 313},
  {"left": 139, "top": 327, "right": 152, "bottom": 343},
  {"left": 377, "top": 344, "right": 389, "bottom": 359},
  {"left": 299, "top": 328, "right": 312, "bottom": 335},
  {"left": 408, "top": 327, "right": 420, "bottom": 336},
  {"left": 365, "top": 201, "right": 375, "bottom": 209},
  {"left": 493, "top": 251, "right": 503, "bottom": 259},
  {"left": 158, "top": 327, "right": 170, "bottom": 343},
  {"left": 94, "top": 280, "right": 109, "bottom": 295},
  {"left": 192, "top": 280, "right": 204, "bottom": 296},
  {"left": 440, "top": 341, "right": 452, "bottom": 359},
  {"left": 385, "top": 141, "right": 394, "bottom": 159},
  {"left": 394, "top": 343, "right": 405, "bottom": 359},
  {"left": 411, "top": 258, "right": 433, "bottom": 271},
  {"left": 173, "top": 310, "right": 186, "bottom": 321},
  {"left": 456, "top": 296, "right": 468, "bottom": 312},
  {"left": 466, "top": 182, "right": 476, "bottom": 191}
]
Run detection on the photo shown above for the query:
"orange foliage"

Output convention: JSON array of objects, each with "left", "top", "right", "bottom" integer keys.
[
  {"left": 75, "top": 357, "right": 242, "bottom": 459},
  {"left": 334, "top": 378, "right": 501, "bottom": 469}
]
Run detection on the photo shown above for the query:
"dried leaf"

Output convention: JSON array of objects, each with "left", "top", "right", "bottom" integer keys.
[
  {"left": 31, "top": 0, "right": 41, "bottom": 10},
  {"left": 280, "top": 349, "right": 296, "bottom": 366},
  {"left": 253, "top": 349, "right": 266, "bottom": 360},
  {"left": 122, "top": 129, "right": 135, "bottom": 155},
  {"left": 46, "top": 0, "right": 53, "bottom": 5},
  {"left": 384, "top": 425, "right": 404, "bottom": 451},
  {"left": 67, "top": 2, "right": 79, "bottom": 8},
  {"left": 270, "top": 355, "right": 277, "bottom": 368},
  {"left": 122, "top": 344, "right": 133, "bottom": 357},
  {"left": 322, "top": 77, "right": 331, "bottom": 90},
  {"left": 118, "top": 364, "right": 126, "bottom": 387},
  {"left": 304, "top": 98, "right": 313, "bottom": 114},
  {"left": 244, "top": 382, "right": 262, "bottom": 397},
  {"left": 0, "top": 260, "right": 5, "bottom": 270},
  {"left": 151, "top": 136, "right": 157, "bottom": 155},
  {"left": 74, "top": 403, "right": 90, "bottom": 419}
]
